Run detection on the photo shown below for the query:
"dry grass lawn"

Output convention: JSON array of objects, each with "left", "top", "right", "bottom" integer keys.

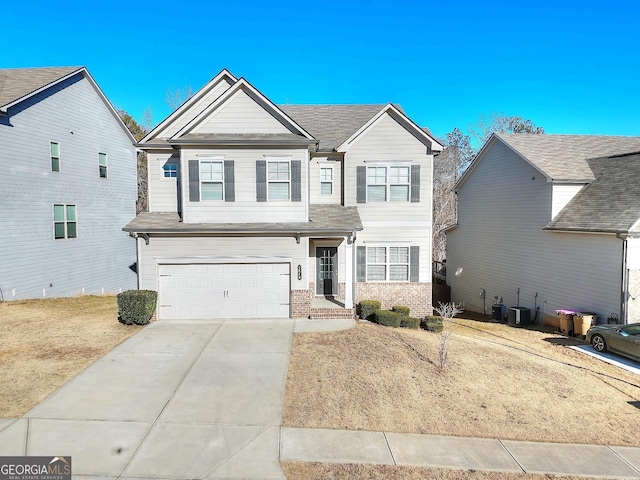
[
  {"left": 0, "top": 295, "right": 142, "bottom": 417},
  {"left": 282, "top": 315, "right": 640, "bottom": 446},
  {"left": 282, "top": 462, "right": 597, "bottom": 480}
]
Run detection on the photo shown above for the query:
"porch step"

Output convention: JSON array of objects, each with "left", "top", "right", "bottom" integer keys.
[{"left": 309, "top": 307, "right": 355, "bottom": 320}]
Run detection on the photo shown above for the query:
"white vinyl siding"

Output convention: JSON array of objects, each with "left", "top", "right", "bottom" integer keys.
[
  {"left": 0, "top": 72, "right": 137, "bottom": 299},
  {"left": 310, "top": 157, "right": 342, "bottom": 205},
  {"left": 447, "top": 139, "right": 622, "bottom": 322},
  {"left": 551, "top": 184, "right": 585, "bottom": 219},
  {"left": 200, "top": 160, "right": 224, "bottom": 201},
  {"left": 148, "top": 153, "right": 180, "bottom": 212}
]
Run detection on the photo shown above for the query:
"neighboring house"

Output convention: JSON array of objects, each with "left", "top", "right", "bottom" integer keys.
[
  {"left": 446, "top": 133, "right": 640, "bottom": 326},
  {"left": 124, "top": 69, "right": 442, "bottom": 320},
  {"left": 0, "top": 67, "right": 137, "bottom": 300}
]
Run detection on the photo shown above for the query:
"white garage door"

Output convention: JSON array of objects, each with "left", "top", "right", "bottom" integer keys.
[{"left": 158, "top": 263, "right": 290, "bottom": 319}]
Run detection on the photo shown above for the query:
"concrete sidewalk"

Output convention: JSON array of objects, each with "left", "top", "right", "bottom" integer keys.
[{"left": 281, "top": 427, "right": 640, "bottom": 479}]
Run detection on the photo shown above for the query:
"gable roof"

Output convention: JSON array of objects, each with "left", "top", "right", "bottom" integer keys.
[
  {"left": 0, "top": 66, "right": 82, "bottom": 111},
  {"left": 0, "top": 66, "right": 135, "bottom": 143},
  {"left": 544, "top": 152, "right": 640, "bottom": 234},
  {"left": 279, "top": 104, "right": 386, "bottom": 151},
  {"left": 457, "top": 133, "right": 640, "bottom": 188}
]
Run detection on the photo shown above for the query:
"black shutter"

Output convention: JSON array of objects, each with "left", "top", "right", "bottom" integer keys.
[
  {"left": 356, "top": 246, "right": 366, "bottom": 282},
  {"left": 356, "top": 166, "right": 366, "bottom": 203},
  {"left": 224, "top": 160, "right": 235, "bottom": 202},
  {"left": 410, "top": 165, "right": 420, "bottom": 203},
  {"left": 410, "top": 246, "right": 419, "bottom": 282},
  {"left": 188, "top": 160, "right": 199, "bottom": 202},
  {"left": 256, "top": 160, "right": 267, "bottom": 202},
  {"left": 291, "top": 160, "right": 301, "bottom": 202}
]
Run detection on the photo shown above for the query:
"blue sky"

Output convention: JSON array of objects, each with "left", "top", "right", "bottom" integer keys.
[{"left": 3, "top": 0, "right": 639, "bottom": 142}]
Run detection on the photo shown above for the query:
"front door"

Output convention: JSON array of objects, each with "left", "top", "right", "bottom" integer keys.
[{"left": 316, "top": 247, "right": 338, "bottom": 296}]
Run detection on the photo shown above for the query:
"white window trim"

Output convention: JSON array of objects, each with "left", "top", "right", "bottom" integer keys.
[
  {"left": 50, "top": 141, "right": 60, "bottom": 172},
  {"left": 199, "top": 159, "right": 225, "bottom": 201},
  {"left": 53, "top": 204, "right": 77, "bottom": 240},
  {"left": 366, "top": 164, "right": 411, "bottom": 202},
  {"left": 365, "top": 245, "right": 410, "bottom": 282},
  {"left": 266, "top": 158, "right": 291, "bottom": 202},
  {"left": 162, "top": 163, "right": 178, "bottom": 180},
  {"left": 99, "top": 152, "right": 107, "bottom": 178},
  {"left": 319, "top": 165, "right": 333, "bottom": 196}
]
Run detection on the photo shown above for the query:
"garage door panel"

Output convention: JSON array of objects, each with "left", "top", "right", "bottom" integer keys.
[{"left": 158, "top": 263, "right": 290, "bottom": 320}]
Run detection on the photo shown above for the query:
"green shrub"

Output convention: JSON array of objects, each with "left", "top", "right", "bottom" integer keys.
[
  {"left": 421, "top": 315, "right": 443, "bottom": 333},
  {"left": 358, "top": 300, "right": 381, "bottom": 320},
  {"left": 392, "top": 305, "right": 410, "bottom": 316},
  {"left": 375, "top": 310, "right": 402, "bottom": 327},
  {"left": 400, "top": 316, "right": 420, "bottom": 329},
  {"left": 117, "top": 289, "right": 157, "bottom": 325}
]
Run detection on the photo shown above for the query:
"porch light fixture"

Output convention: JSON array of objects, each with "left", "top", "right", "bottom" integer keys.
[{"left": 297, "top": 265, "right": 302, "bottom": 280}]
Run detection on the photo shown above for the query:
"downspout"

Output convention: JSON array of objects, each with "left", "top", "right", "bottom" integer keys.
[{"left": 620, "top": 234, "right": 629, "bottom": 325}]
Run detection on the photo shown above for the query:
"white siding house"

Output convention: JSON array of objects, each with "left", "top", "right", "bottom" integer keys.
[
  {"left": 0, "top": 67, "right": 137, "bottom": 300},
  {"left": 125, "top": 70, "right": 442, "bottom": 320},
  {"left": 447, "top": 134, "right": 640, "bottom": 326}
]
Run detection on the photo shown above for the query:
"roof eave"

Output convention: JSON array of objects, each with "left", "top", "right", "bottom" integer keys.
[{"left": 166, "top": 138, "right": 317, "bottom": 147}]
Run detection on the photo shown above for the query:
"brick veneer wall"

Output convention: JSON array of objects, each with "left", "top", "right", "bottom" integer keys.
[
  {"left": 308, "top": 282, "right": 346, "bottom": 302},
  {"left": 355, "top": 282, "right": 433, "bottom": 318},
  {"left": 291, "top": 289, "right": 311, "bottom": 318}
]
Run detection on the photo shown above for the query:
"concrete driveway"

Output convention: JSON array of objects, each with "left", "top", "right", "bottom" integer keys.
[{"left": 0, "top": 319, "right": 294, "bottom": 479}]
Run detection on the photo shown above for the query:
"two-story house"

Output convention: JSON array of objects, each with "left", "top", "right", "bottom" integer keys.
[
  {"left": 124, "top": 69, "right": 442, "bottom": 320},
  {"left": 0, "top": 66, "right": 137, "bottom": 300}
]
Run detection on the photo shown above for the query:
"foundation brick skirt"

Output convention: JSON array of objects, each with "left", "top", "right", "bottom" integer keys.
[{"left": 355, "top": 282, "right": 433, "bottom": 318}]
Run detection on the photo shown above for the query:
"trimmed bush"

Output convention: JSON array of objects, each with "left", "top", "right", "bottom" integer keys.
[
  {"left": 117, "top": 289, "right": 158, "bottom": 325},
  {"left": 421, "top": 315, "right": 443, "bottom": 333},
  {"left": 400, "top": 316, "right": 420, "bottom": 329},
  {"left": 392, "top": 305, "right": 410, "bottom": 316},
  {"left": 358, "top": 300, "right": 381, "bottom": 320},
  {"left": 375, "top": 310, "right": 402, "bottom": 327}
]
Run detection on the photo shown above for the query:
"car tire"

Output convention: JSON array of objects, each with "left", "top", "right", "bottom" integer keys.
[{"left": 591, "top": 334, "right": 607, "bottom": 353}]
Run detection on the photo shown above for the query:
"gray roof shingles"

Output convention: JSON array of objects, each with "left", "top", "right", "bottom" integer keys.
[
  {"left": 123, "top": 204, "right": 363, "bottom": 234},
  {"left": 0, "top": 66, "right": 82, "bottom": 108},
  {"left": 497, "top": 133, "right": 640, "bottom": 181},
  {"left": 545, "top": 152, "right": 640, "bottom": 233}
]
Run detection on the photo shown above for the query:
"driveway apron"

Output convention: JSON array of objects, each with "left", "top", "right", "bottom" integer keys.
[{"left": 0, "top": 319, "right": 292, "bottom": 479}]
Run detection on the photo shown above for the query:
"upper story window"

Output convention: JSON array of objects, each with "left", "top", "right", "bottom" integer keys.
[
  {"left": 200, "top": 161, "right": 224, "bottom": 200},
  {"left": 53, "top": 204, "right": 77, "bottom": 239},
  {"left": 366, "top": 246, "right": 410, "bottom": 282},
  {"left": 320, "top": 166, "right": 333, "bottom": 195},
  {"left": 50, "top": 142, "right": 60, "bottom": 172},
  {"left": 163, "top": 163, "right": 178, "bottom": 178},
  {"left": 99, "top": 153, "right": 107, "bottom": 178},
  {"left": 367, "top": 166, "right": 410, "bottom": 202},
  {"left": 268, "top": 161, "right": 290, "bottom": 200}
]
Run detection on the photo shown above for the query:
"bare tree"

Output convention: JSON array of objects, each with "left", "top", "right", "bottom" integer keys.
[
  {"left": 118, "top": 110, "right": 149, "bottom": 214},
  {"left": 166, "top": 86, "right": 194, "bottom": 111},
  {"left": 434, "top": 302, "right": 463, "bottom": 370},
  {"left": 469, "top": 113, "right": 545, "bottom": 147}
]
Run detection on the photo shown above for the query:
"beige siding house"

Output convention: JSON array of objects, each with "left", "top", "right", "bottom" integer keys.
[
  {"left": 446, "top": 133, "right": 640, "bottom": 326},
  {"left": 125, "top": 69, "right": 442, "bottom": 320}
]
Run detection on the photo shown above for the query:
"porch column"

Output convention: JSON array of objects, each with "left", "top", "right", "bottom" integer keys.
[{"left": 344, "top": 236, "right": 353, "bottom": 308}]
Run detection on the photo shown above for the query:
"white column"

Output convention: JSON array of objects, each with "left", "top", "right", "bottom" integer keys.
[{"left": 344, "top": 236, "right": 353, "bottom": 308}]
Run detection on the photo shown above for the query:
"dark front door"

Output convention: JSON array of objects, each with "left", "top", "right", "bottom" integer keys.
[{"left": 316, "top": 247, "right": 338, "bottom": 296}]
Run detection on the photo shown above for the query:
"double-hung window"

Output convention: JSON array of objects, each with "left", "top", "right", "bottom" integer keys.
[
  {"left": 268, "top": 161, "right": 290, "bottom": 200},
  {"left": 99, "top": 153, "right": 107, "bottom": 178},
  {"left": 366, "top": 165, "right": 410, "bottom": 202},
  {"left": 163, "top": 163, "right": 177, "bottom": 178},
  {"left": 366, "top": 246, "right": 410, "bottom": 281},
  {"left": 50, "top": 142, "right": 60, "bottom": 172},
  {"left": 200, "top": 160, "right": 224, "bottom": 200},
  {"left": 320, "top": 166, "right": 333, "bottom": 195},
  {"left": 54, "top": 204, "right": 77, "bottom": 239}
]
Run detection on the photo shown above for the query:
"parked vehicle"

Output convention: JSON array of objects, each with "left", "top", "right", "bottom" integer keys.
[{"left": 586, "top": 323, "right": 640, "bottom": 362}]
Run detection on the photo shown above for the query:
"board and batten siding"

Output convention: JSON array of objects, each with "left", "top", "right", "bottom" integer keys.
[
  {"left": 0, "top": 73, "right": 137, "bottom": 299},
  {"left": 148, "top": 152, "right": 181, "bottom": 212},
  {"left": 138, "top": 235, "right": 308, "bottom": 292},
  {"left": 551, "top": 184, "right": 585, "bottom": 219},
  {"left": 192, "top": 89, "right": 294, "bottom": 135},
  {"left": 447, "top": 140, "right": 623, "bottom": 323},
  {"left": 180, "top": 147, "right": 308, "bottom": 223},
  {"left": 309, "top": 155, "right": 342, "bottom": 205}
]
